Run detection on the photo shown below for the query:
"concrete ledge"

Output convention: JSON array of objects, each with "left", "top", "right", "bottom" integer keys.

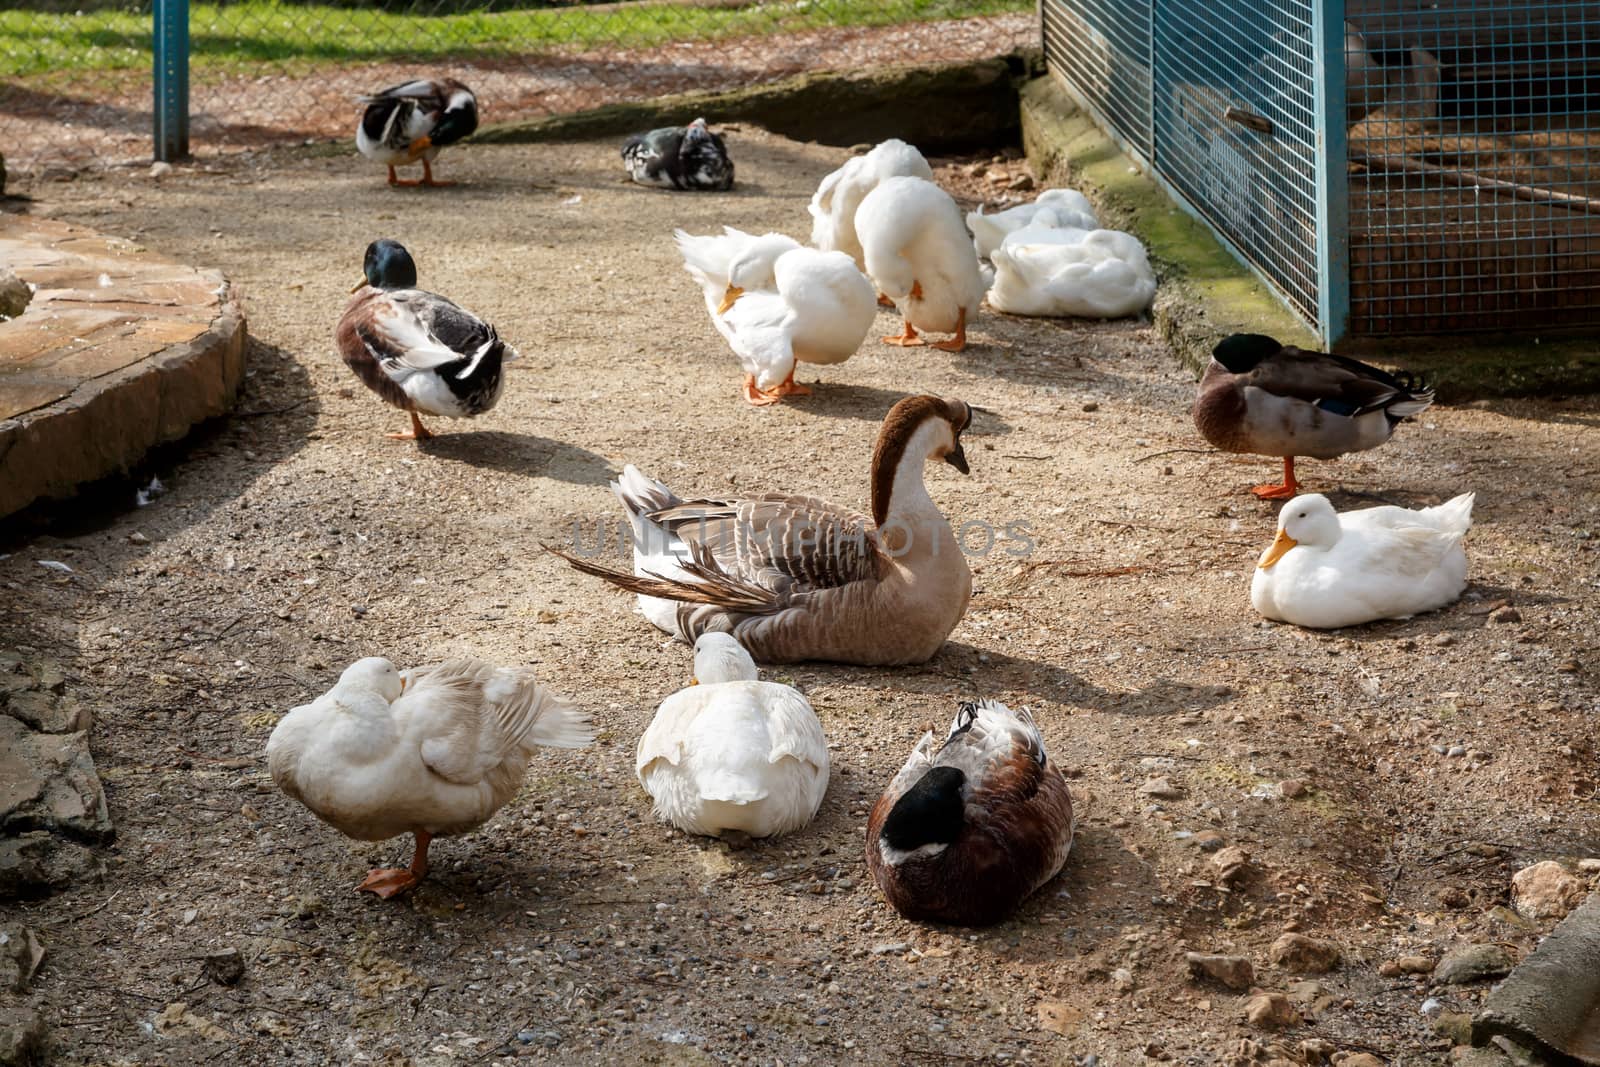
[
  {"left": 1020, "top": 75, "right": 1600, "bottom": 400},
  {"left": 477, "top": 54, "right": 1041, "bottom": 153},
  {"left": 0, "top": 216, "right": 247, "bottom": 518},
  {"left": 1474, "top": 891, "right": 1600, "bottom": 1064}
]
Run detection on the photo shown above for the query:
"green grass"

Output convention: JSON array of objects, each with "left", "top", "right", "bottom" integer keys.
[{"left": 0, "top": 0, "right": 1028, "bottom": 79}]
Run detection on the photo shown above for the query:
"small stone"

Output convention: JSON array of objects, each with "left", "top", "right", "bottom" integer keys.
[
  {"left": 1511, "top": 860, "right": 1587, "bottom": 920},
  {"left": 1433, "top": 943, "right": 1514, "bottom": 984},
  {"left": 0, "top": 927, "right": 44, "bottom": 994},
  {"left": 127, "top": 532, "right": 150, "bottom": 545},
  {"left": 1437, "top": 885, "right": 1470, "bottom": 909},
  {"left": 1377, "top": 960, "right": 1401, "bottom": 978},
  {"left": 1446, "top": 745, "right": 1467, "bottom": 758},
  {"left": 1192, "top": 830, "right": 1225, "bottom": 851},
  {"left": 1431, "top": 1011, "right": 1472, "bottom": 1044},
  {"left": 1212, "top": 846, "right": 1251, "bottom": 887},
  {"left": 1243, "top": 991, "right": 1298, "bottom": 1029},
  {"left": 1578, "top": 858, "right": 1600, "bottom": 874},
  {"left": 1007, "top": 173, "right": 1036, "bottom": 191},
  {"left": 1489, "top": 606, "right": 1521, "bottom": 624},
  {"left": 1278, "top": 779, "right": 1307, "bottom": 799},
  {"left": 149, "top": 161, "right": 173, "bottom": 179},
  {"left": 1137, "top": 776, "right": 1182, "bottom": 800},
  {"left": 1396, "top": 955, "right": 1435, "bottom": 974},
  {"left": 1271, "top": 933, "right": 1341, "bottom": 974},
  {"left": 1111, "top": 967, "right": 1135, "bottom": 992},
  {"left": 1184, "top": 952, "right": 1254, "bottom": 990},
  {"left": 0, "top": 269, "right": 30, "bottom": 320},
  {"left": 1433, "top": 633, "right": 1455, "bottom": 646},
  {"left": 1419, "top": 996, "right": 1442, "bottom": 1016},
  {"left": 201, "top": 948, "right": 244, "bottom": 986},
  {"left": 1082, "top": 401, "right": 1099, "bottom": 412},
  {"left": 351, "top": 604, "right": 368, "bottom": 618},
  {"left": 870, "top": 942, "right": 909, "bottom": 955}
]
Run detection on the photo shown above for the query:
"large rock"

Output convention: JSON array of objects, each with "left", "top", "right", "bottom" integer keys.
[
  {"left": 1511, "top": 861, "right": 1589, "bottom": 921},
  {"left": 1186, "top": 952, "right": 1255, "bottom": 990},
  {"left": 1475, "top": 889, "right": 1600, "bottom": 1063},
  {"left": 1, "top": 653, "right": 86, "bottom": 734},
  {"left": 1270, "top": 933, "right": 1342, "bottom": 974},
  {"left": 1434, "top": 943, "right": 1515, "bottom": 985},
  {"left": 0, "top": 717, "right": 111, "bottom": 841},
  {"left": 0, "top": 832, "right": 100, "bottom": 900}
]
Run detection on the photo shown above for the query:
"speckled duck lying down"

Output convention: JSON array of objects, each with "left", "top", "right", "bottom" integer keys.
[
  {"left": 355, "top": 77, "right": 478, "bottom": 188},
  {"left": 336, "top": 239, "right": 517, "bottom": 441},
  {"left": 866, "top": 699, "right": 1074, "bottom": 926},
  {"left": 621, "top": 118, "right": 735, "bottom": 191},
  {"left": 1193, "top": 333, "right": 1435, "bottom": 499},
  {"left": 549, "top": 395, "right": 977, "bottom": 665}
]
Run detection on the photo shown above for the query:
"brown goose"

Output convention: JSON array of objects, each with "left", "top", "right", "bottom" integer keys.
[
  {"left": 336, "top": 239, "right": 516, "bottom": 441},
  {"left": 1193, "top": 333, "right": 1434, "bottom": 499},
  {"left": 866, "top": 699, "right": 1074, "bottom": 926},
  {"left": 552, "top": 395, "right": 976, "bottom": 665}
]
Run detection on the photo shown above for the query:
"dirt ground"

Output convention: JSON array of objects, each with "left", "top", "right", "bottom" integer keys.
[{"left": 3, "top": 129, "right": 1599, "bottom": 1066}]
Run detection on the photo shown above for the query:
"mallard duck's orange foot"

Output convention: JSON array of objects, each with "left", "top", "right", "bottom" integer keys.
[
  {"left": 1250, "top": 482, "right": 1298, "bottom": 500},
  {"left": 356, "top": 867, "right": 421, "bottom": 899}
]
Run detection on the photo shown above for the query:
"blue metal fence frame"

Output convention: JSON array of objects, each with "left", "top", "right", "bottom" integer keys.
[{"left": 153, "top": 0, "right": 190, "bottom": 162}]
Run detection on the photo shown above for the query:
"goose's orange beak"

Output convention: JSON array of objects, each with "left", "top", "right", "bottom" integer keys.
[
  {"left": 399, "top": 675, "right": 408, "bottom": 693},
  {"left": 717, "top": 285, "right": 743, "bottom": 314},
  {"left": 1258, "top": 529, "right": 1297, "bottom": 570},
  {"left": 690, "top": 677, "right": 699, "bottom": 686}
]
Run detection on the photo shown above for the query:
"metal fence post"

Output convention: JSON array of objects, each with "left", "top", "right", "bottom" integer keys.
[
  {"left": 1312, "top": 0, "right": 1349, "bottom": 347},
  {"left": 153, "top": 0, "right": 190, "bottom": 161}
]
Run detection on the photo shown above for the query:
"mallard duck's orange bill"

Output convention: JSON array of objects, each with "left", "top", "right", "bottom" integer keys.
[
  {"left": 1258, "top": 529, "right": 1297, "bottom": 569},
  {"left": 717, "top": 285, "right": 744, "bottom": 314}
]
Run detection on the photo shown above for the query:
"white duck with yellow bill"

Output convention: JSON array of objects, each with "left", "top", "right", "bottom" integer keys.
[{"left": 1251, "top": 492, "right": 1475, "bottom": 629}]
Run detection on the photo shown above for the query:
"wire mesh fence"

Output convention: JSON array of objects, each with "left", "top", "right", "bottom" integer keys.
[
  {"left": 1044, "top": 0, "right": 1600, "bottom": 342},
  {"left": 0, "top": 0, "right": 1034, "bottom": 175}
]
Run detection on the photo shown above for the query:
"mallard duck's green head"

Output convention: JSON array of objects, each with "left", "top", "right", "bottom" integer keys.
[
  {"left": 359, "top": 239, "right": 418, "bottom": 292},
  {"left": 1213, "top": 333, "right": 1282, "bottom": 373}
]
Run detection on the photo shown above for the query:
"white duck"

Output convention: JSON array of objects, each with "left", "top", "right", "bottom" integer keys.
[
  {"left": 987, "top": 216, "right": 1157, "bottom": 319},
  {"left": 267, "top": 657, "right": 592, "bottom": 898},
  {"left": 857, "top": 176, "right": 987, "bottom": 352},
  {"left": 637, "top": 633, "right": 829, "bottom": 839},
  {"left": 1251, "top": 492, "right": 1475, "bottom": 629},
  {"left": 808, "top": 138, "right": 933, "bottom": 272},
  {"left": 966, "top": 188, "right": 1099, "bottom": 260},
  {"left": 676, "top": 229, "right": 876, "bottom": 405}
]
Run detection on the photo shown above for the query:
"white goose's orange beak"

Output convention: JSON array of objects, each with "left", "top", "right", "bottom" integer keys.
[
  {"left": 717, "top": 285, "right": 743, "bottom": 315},
  {"left": 690, "top": 676, "right": 699, "bottom": 686},
  {"left": 399, "top": 675, "right": 408, "bottom": 694},
  {"left": 1258, "top": 529, "right": 1297, "bottom": 570}
]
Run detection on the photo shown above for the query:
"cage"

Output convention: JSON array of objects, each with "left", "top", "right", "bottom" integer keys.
[{"left": 1042, "top": 0, "right": 1600, "bottom": 345}]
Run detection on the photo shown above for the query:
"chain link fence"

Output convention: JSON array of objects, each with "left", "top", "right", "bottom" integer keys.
[{"left": 0, "top": 0, "right": 1033, "bottom": 176}]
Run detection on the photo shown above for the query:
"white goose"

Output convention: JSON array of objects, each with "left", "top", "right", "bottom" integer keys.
[
  {"left": 1251, "top": 492, "right": 1475, "bottom": 628},
  {"left": 637, "top": 633, "right": 829, "bottom": 839},
  {"left": 857, "top": 176, "right": 987, "bottom": 352},
  {"left": 267, "top": 657, "right": 591, "bottom": 898},
  {"left": 987, "top": 214, "right": 1157, "bottom": 319},
  {"left": 676, "top": 228, "right": 876, "bottom": 405}
]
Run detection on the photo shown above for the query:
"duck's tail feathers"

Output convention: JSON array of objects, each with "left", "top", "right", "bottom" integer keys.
[
  {"left": 453, "top": 329, "right": 507, "bottom": 380},
  {"left": 521, "top": 687, "right": 595, "bottom": 750},
  {"left": 1421, "top": 491, "right": 1475, "bottom": 535},
  {"left": 544, "top": 540, "right": 783, "bottom": 616},
  {"left": 1386, "top": 375, "right": 1435, "bottom": 419}
]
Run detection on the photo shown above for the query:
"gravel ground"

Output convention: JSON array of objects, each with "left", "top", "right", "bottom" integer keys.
[{"left": 3, "top": 130, "right": 1599, "bottom": 1066}]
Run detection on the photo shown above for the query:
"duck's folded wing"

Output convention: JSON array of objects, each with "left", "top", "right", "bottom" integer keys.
[
  {"left": 936, "top": 701, "right": 1049, "bottom": 805},
  {"left": 652, "top": 493, "right": 881, "bottom": 591},
  {"left": 396, "top": 660, "right": 503, "bottom": 785},
  {"left": 361, "top": 78, "right": 445, "bottom": 105},
  {"left": 1246, "top": 348, "right": 1411, "bottom": 415},
  {"left": 762, "top": 687, "right": 827, "bottom": 767},
  {"left": 1356, "top": 524, "right": 1464, "bottom": 576},
  {"left": 721, "top": 297, "right": 795, "bottom": 388},
  {"left": 363, "top": 292, "right": 495, "bottom": 375}
]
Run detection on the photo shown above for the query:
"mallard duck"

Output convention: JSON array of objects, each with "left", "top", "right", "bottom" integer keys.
[
  {"left": 636, "top": 633, "right": 829, "bottom": 839},
  {"left": 336, "top": 238, "right": 517, "bottom": 441},
  {"left": 987, "top": 219, "right": 1156, "bottom": 318},
  {"left": 966, "top": 188, "right": 1098, "bottom": 260},
  {"left": 622, "top": 117, "right": 735, "bottom": 191},
  {"left": 676, "top": 228, "right": 876, "bottom": 405},
  {"left": 551, "top": 394, "right": 976, "bottom": 665},
  {"left": 1252, "top": 492, "right": 1474, "bottom": 628},
  {"left": 1193, "top": 333, "right": 1435, "bottom": 499},
  {"left": 808, "top": 138, "right": 934, "bottom": 273},
  {"left": 857, "top": 176, "right": 987, "bottom": 352},
  {"left": 356, "top": 78, "right": 477, "bottom": 187},
  {"left": 266, "top": 657, "right": 592, "bottom": 898},
  {"left": 865, "top": 699, "right": 1074, "bottom": 926}
]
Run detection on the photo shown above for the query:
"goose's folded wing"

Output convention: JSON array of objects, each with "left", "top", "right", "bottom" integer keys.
[
  {"left": 1355, "top": 524, "right": 1463, "bottom": 577},
  {"left": 721, "top": 298, "right": 795, "bottom": 386},
  {"left": 762, "top": 687, "right": 826, "bottom": 767},
  {"left": 651, "top": 493, "right": 881, "bottom": 591},
  {"left": 1245, "top": 348, "right": 1408, "bottom": 415}
]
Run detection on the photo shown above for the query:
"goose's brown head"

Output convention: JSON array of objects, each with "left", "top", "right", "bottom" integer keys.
[{"left": 870, "top": 396, "right": 974, "bottom": 527}]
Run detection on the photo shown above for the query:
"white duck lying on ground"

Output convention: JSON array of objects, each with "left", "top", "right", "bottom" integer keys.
[
  {"left": 1251, "top": 492, "right": 1475, "bottom": 629},
  {"left": 675, "top": 228, "right": 876, "bottom": 405},
  {"left": 809, "top": 138, "right": 934, "bottom": 272},
  {"left": 857, "top": 176, "right": 988, "bottom": 351},
  {"left": 966, "top": 187, "right": 1099, "bottom": 260},
  {"left": 987, "top": 213, "right": 1157, "bottom": 319},
  {"left": 636, "top": 633, "right": 829, "bottom": 839},
  {"left": 267, "top": 657, "right": 592, "bottom": 898}
]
